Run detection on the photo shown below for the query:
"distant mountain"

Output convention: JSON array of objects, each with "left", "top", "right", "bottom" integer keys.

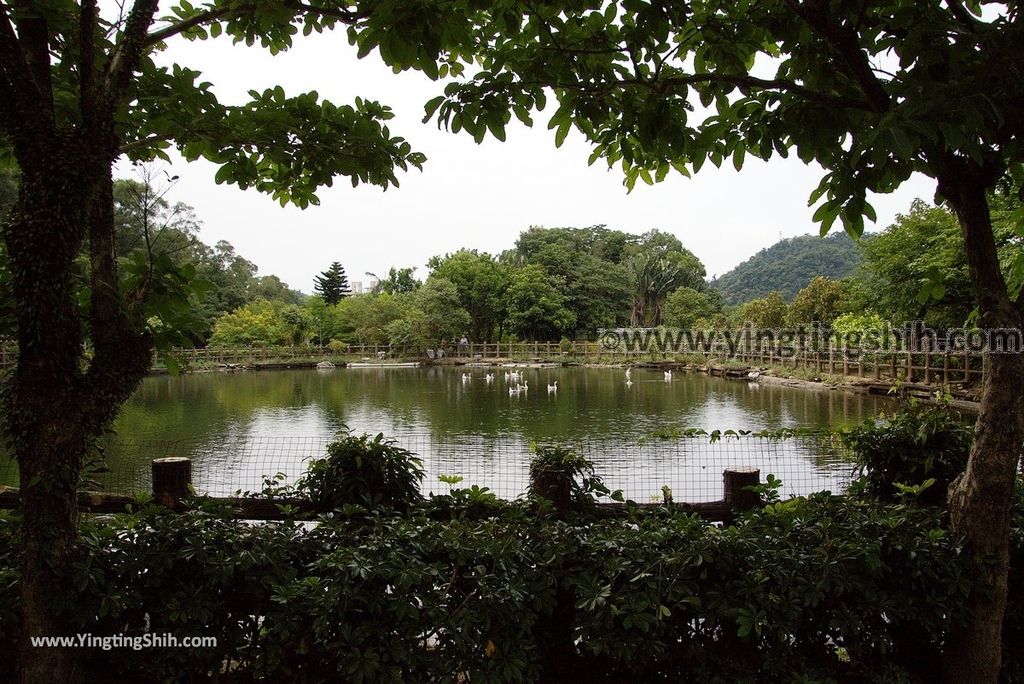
[{"left": 709, "top": 232, "right": 862, "bottom": 305}]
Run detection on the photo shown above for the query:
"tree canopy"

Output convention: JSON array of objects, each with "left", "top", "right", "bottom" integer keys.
[{"left": 857, "top": 197, "right": 1024, "bottom": 330}]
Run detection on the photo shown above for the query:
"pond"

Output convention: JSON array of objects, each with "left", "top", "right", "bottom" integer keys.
[{"left": 3, "top": 366, "right": 898, "bottom": 502}]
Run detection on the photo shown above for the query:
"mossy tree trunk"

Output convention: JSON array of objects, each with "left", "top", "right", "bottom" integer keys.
[
  {"left": 938, "top": 157, "right": 1024, "bottom": 683},
  {"left": 1, "top": 5, "right": 159, "bottom": 680}
]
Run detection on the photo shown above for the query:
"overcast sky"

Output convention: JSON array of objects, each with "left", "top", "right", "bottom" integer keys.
[{"left": 127, "top": 29, "right": 938, "bottom": 294}]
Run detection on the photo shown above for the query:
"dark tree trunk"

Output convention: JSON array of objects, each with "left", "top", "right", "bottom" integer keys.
[
  {"left": 938, "top": 162, "right": 1024, "bottom": 683},
  {"left": 5, "top": 137, "right": 153, "bottom": 682},
  {"left": 4, "top": 141, "right": 92, "bottom": 684}
]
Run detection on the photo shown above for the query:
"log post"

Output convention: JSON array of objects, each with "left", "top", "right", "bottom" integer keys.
[
  {"left": 723, "top": 467, "right": 761, "bottom": 512},
  {"left": 530, "top": 467, "right": 573, "bottom": 516},
  {"left": 152, "top": 457, "right": 192, "bottom": 508}
]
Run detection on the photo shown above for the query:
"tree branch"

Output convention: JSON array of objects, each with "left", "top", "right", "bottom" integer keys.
[
  {"left": 653, "top": 73, "right": 872, "bottom": 111},
  {"left": 936, "top": 154, "right": 1014, "bottom": 325},
  {"left": 144, "top": 5, "right": 235, "bottom": 46},
  {"left": 515, "top": 71, "right": 871, "bottom": 112},
  {"left": 80, "top": 0, "right": 98, "bottom": 133},
  {"left": 12, "top": 6, "right": 53, "bottom": 117},
  {"left": 784, "top": 0, "right": 892, "bottom": 113},
  {"left": 101, "top": 0, "right": 160, "bottom": 122},
  {"left": 82, "top": 170, "right": 153, "bottom": 433},
  {"left": 945, "top": 0, "right": 983, "bottom": 31},
  {"left": 144, "top": 1, "right": 369, "bottom": 47},
  {"left": 0, "top": 3, "right": 48, "bottom": 139}
]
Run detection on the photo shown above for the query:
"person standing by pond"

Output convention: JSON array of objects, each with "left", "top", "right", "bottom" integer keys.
[{"left": 458, "top": 336, "right": 469, "bottom": 355}]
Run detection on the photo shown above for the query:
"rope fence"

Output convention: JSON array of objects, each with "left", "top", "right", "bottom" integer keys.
[{"left": 1, "top": 432, "right": 856, "bottom": 504}]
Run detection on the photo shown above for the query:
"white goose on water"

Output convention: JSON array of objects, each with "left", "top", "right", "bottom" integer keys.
[
  {"left": 462, "top": 372, "right": 471, "bottom": 382},
  {"left": 547, "top": 380, "right": 558, "bottom": 394},
  {"left": 625, "top": 367, "right": 631, "bottom": 382},
  {"left": 485, "top": 373, "right": 494, "bottom": 382},
  {"left": 664, "top": 370, "right": 672, "bottom": 382}
]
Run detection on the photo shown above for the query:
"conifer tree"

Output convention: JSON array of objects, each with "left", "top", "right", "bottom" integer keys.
[{"left": 314, "top": 262, "right": 352, "bottom": 305}]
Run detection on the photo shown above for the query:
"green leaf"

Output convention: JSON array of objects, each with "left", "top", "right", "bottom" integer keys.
[{"left": 554, "top": 121, "right": 570, "bottom": 148}]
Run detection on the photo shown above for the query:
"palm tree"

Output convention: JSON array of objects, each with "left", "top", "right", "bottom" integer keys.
[{"left": 628, "top": 253, "right": 691, "bottom": 326}]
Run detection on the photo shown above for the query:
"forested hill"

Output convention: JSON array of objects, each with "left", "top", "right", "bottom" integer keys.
[{"left": 709, "top": 232, "right": 862, "bottom": 304}]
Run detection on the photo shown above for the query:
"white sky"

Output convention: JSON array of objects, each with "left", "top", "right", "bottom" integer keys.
[{"left": 128, "top": 29, "right": 938, "bottom": 293}]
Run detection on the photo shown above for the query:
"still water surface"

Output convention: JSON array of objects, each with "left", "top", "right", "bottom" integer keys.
[
  {"left": 65, "top": 366, "right": 897, "bottom": 501},
  {"left": 0, "top": 367, "right": 897, "bottom": 499}
]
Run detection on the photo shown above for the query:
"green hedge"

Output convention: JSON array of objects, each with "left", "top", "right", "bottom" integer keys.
[{"left": 5, "top": 493, "right": 1020, "bottom": 682}]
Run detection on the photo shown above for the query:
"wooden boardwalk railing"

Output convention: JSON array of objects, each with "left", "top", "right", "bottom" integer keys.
[
  {"left": 0, "top": 338, "right": 985, "bottom": 386},
  {"left": 149, "top": 342, "right": 984, "bottom": 386}
]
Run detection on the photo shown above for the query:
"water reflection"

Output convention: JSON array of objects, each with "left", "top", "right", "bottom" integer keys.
[{"left": 1, "top": 367, "right": 898, "bottom": 500}]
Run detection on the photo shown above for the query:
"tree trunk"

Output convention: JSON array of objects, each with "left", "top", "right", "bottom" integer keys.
[
  {"left": 5, "top": 139, "right": 153, "bottom": 681},
  {"left": 945, "top": 353, "right": 1024, "bottom": 682},
  {"left": 4, "top": 148, "right": 92, "bottom": 684},
  {"left": 939, "top": 162, "right": 1024, "bottom": 683}
]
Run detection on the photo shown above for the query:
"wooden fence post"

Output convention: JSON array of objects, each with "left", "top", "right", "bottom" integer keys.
[
  {"left": 723, "top": 467, "right": 761, "bottom": 511},
  {"left": 152, "top": 457, "right": 192, "bottom": 508}
]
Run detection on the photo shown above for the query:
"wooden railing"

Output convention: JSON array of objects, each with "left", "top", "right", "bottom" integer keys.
[
  {"left": 148, "top": 342, "right": 983, "bottom": 386},
  {"left": 0, "top": 337, "right": 984, "bottom": 386}
]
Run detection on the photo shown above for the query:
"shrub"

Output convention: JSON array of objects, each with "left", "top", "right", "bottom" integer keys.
[
  {"left": 295, "top": 432, "right": 424, "bottom": 510},
  {"left": 528, "top": 445, "right": 621, "bottom": 512},
  {"left": 4, "top": 493, "right": 1024, "bottom": 682},
  {"left": 842, "top": 400, "right": 972, "bottom": 505},
  {"left": 326, "top": 338, "right": 346, "bottom": 353}
]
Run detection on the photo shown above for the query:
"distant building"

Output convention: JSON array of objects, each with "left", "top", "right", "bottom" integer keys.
[{"left": 349, "top": 278, "right": 379, "bottom": 295}]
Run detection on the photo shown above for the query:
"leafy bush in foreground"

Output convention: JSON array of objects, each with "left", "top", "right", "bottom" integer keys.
[
  {"left": 842, "top": 401, "right": 972, "bottom": 505},
  {"left": 3, "top": 491, "right": 1016, "bottom": 683},
  {"left": 295, "top": 432, "right": 424, "bottom": 510}
]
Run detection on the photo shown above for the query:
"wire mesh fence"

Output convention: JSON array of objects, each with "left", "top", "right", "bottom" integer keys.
[{"left": 0, "top": 432, "right": 857, "bottom": 503}]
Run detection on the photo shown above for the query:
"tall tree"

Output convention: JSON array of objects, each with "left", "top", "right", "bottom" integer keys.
[
  {"left": 858, "top": 198, "right": 1023, "bottom": 330},
  {"left": 786, "top": 276, "right": 850, "bottom": 327},
  {"left": 663, "top": 287, "right": 723, "bottom": 330},
  {"left": 426, "top": 4, "right": 1024, "bottom": 676},
  {"left": 740, "top": 291, "right": 789, "bottom": 330},
  {"left": 313, "top": 262, "right": 351, "bottom": 305},
  {"left": 369, "top": 266, "right": 420, "bottom": 295},
  {"left": 507, "top": 226, "right": 633, "bottom": 336},
  {"left": 505, "top": 264, "right": 575, "bottom": 341},
  {"left": 0, "top": 2, "right": 463, "bottom": 679},
  {"left": 427, "top": 250, "right": 508, "bottom": 341}
]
